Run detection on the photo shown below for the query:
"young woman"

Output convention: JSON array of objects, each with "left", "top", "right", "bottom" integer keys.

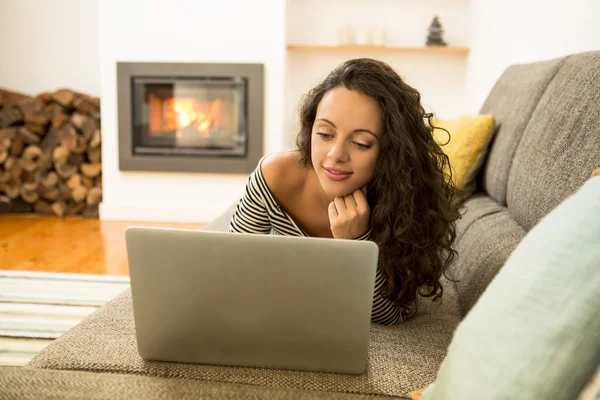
[{"left": 229, "top": 58, "right": 462, "bottom": 325}]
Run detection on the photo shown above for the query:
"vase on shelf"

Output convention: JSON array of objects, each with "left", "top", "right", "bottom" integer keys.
[
  {"left": 373, "top": 28, "right": 387, "bottom": 46},
  {"left": 338, "top": 26, "right": 354, "bottom": 46},
  {"left": 355, "top": 28, "right": 371, "bottom": 46}
]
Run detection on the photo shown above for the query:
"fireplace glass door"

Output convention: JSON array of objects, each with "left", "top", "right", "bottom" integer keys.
[{"left": 131, "top": 76, "right": 248, "bottom": 157}]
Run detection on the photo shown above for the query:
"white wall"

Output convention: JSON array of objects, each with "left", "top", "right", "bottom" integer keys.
[
  {"left": 97, "top": 0, "right": 287, "bottom": 223},
  {"left": 465, "top": 0, "right": 600, "bottom": 114},
  {"left": 0, "top": 0, "right": 100, "bottom": 97},
  {"left": 284, "top": 0, "right": 470, "bottom": 147}
]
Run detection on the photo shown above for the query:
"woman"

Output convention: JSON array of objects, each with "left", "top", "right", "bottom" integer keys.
[{"left": 229, "top": 58, "right": 462, "bottom": 325}]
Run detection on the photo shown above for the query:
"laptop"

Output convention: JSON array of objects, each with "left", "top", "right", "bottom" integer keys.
[{"left": 125, "top": 226, "right": 379, "bottom": 374}]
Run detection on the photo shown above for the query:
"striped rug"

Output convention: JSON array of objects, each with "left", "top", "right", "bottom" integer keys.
[{"left": 0, "top": 270, "right": 130, "bottom": 366}]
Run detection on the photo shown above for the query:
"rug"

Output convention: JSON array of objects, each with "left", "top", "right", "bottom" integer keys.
[{"left": 0, "top": 270, "right": 130, "bottom": 366}]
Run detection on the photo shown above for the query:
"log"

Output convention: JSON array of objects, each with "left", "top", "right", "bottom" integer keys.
[
  {"left": 82, "top": 204, "right": 99, "bottom": 218},
  {"left": 20, "top": 182, "right": 39, "bottom": 203},
  {"left": 51, "top": 89, "right": 77, "bottom": 108},
  {"left": 55, "top": 162, "right": 78, "bottom": 179},
  {"left": 0, "top": 127, "right": 18, "bottom": 141},
  {"left": 10, "top": 134, "right": 24, "bottom": 156},
  {"left": 89, "top": 129, "right": 101, "bottom": 148},
  {"left": 87, "top": 146, "right": 101, "bottom": 163},
  {"left": 58, "top": 123, "right": 87, "bottom": 154},
  {"left": 4, "top": 157, "right": 22, "bottom": 179},
  {"left": 22, "top": 144, "right": 42, "bottom": 159},
  {"left": 51, "top": 201, "right": 67, "bottom": 217},
  {"left": 34, "top": 200, "right": 53, "bottom": 214},
  {"left": 0, "top": 138, "right": 11, "bottom": 152},
  {"left": 38, "top": 151, "right": 53, "bottom": 172},
  {"left": 0, "top": 177, "right": 21, "bottom": 199},
  {"left": 86, "top": 187, "right": 102, "bottom": 206},
  {"left": 81, "top": 175, "right": 94, "bottom": 189},
  {"left": 67, "top": 174, "right": 82, "bottom": 190},
  {"left": 68, "top": 153, "right": 85, "bottom": 166},
  {"left": 66, "top": 202, "right": 86, "bottom": 216},
  {"left": 17, "top": 98, "right": 49, "bottom": 125},
  {"left": 42, "top": 171, "right": 59, "bottom": 188},
  {"left": 73, "top": 95, "right": 100, "bottom": 115},
  {"left": 71, "top": 112, "right": 97, "bottom": 140},
  {"left": 52, "top": 146, "right": 70, "bottom": 165},
  {"left": 58, "top": 182, "right": 71, "bottom": 201},
  {"left": 25, "top": 123, "right": 46, "bottom": 136},
  {"left": 51, "top": 110, "right": 71, "bottom": 129},
  {"left": 18, "top": 127, "right": 40, "bottom": 145},
  {"left": 19, "top": 158, "right": 37, "bottom": 172},
  {"left": 40, "top": 127, "right": 60, "bottom": 152},
  {"left": 35, "top": 92, "right": 53, "bottom": 104},
  {"left": 0, "top": 107, "right": 24, "bottom": 128},
  {"left": 81, "top": 163, "right": 101, "bottom": 178},
  {"left": 72, "top": 185, "right": 88, "bottom": 203},
  {"left": 38, "top": 185, "right": 60, "bottom": 202},
  {"left": 0, "top": 89, "right": 32, "bottom": 108},
  {"left": 0, "top": 150, "right": 7, "bottom": 164},
  {"left": 0, "top": 170, "right": 9, "bottom": 183}
]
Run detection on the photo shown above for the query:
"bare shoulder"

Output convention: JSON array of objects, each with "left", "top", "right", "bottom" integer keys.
[{"left": 260, "top": 151, "right": 307, "bottom": 198}]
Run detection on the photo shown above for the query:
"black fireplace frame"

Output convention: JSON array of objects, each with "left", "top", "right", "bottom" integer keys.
[{"left": 117, "top": 62, "right": 264, "bottom": 174}]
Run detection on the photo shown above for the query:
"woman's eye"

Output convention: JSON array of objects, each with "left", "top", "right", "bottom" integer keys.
[
  {"left": 353, "top": 142, "right": 372, "bottom": 150},
  {"left": 317, "top": 133, "right": 333, "bottom": 140}
]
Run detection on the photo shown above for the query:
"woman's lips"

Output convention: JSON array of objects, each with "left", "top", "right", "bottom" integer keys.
[{"left": 324, "top": 167, "right": 353, "bottom": 181}]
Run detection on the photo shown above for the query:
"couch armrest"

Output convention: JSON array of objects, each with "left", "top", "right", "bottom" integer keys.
[{"left": 202, "top": 202, "right": 237, "bottom": 232}]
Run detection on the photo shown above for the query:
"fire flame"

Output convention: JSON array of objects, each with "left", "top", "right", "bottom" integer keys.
[{"left": 149, "top": 94, "right": 222, "bottom": 137}]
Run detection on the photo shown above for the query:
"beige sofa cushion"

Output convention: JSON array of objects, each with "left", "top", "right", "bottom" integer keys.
[
  {"left": 449, "top": 193, "right": 526, "bottom": 314},
  {"left": 1, "top": 366, "right": 390, "bottom": 400},
  {"left": 479, "top": 55, "right": 566, "bottom": 205},
  {"left": 507, "top": 51, "right": 600, "bottom": 231},
  {"left": 27, "top": 281, "right": 461, "bottom": 398}
]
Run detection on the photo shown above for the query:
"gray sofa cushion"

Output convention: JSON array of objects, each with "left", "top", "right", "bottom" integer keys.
[
  {"left": 202, "top": 202, "right": 237, "bottom": 232},
  {"left": 479, "top": 56, "right": 566, "bottom": 205},
  {"left": 450, "top": 194, "right": 526, "bottom": 314},
  {"left": 507, "top": 51, "right": 600, "bottom": 231},
  {"left": 1, "top": 366, "right": 390, "bottom": 400},
  {"left": 26, "top": 282, "right": 461, "bottom": 398}
]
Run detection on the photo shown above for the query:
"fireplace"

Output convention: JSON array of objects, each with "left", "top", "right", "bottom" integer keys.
[{"left": 117, "top": 62, "right": 264, "bottom": 174}]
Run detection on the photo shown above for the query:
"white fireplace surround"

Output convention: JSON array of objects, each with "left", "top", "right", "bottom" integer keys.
[{"left": 98, "top": 0, "right": 286, "bottom": 223}]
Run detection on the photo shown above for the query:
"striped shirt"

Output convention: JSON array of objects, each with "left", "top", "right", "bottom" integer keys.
[{"left": 228, "top": 157, "right": 403, "bottom": 325}]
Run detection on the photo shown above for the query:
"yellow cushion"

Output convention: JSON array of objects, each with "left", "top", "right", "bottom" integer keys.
[{"left": 432, "top": 115, "right": 496, "bottom": 198}]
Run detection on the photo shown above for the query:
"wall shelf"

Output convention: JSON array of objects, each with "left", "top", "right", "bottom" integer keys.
[{"left": 286, "top": 44, "right": 470, "bottom": 55}]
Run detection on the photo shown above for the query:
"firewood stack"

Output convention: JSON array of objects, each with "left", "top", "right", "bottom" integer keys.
[{"left": 0, "top": 88, "right": 102, "bottom": 217}]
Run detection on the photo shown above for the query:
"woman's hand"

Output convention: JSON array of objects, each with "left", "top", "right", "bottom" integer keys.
[{"left": 328, "top": 186, "right": 370, "bottom": 239}]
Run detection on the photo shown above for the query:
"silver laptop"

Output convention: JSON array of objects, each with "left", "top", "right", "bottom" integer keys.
[{"left": 125, "top": 226, "right": 378, "bottom": 374}]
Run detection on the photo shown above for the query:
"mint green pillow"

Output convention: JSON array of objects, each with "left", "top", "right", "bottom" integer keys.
[{"left": 422, "top": 177, "right": 600, "bottom": 400}]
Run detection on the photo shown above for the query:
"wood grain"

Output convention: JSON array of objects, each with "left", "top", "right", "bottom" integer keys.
[{"left": 0, "top": 215, "right": 205, "bottom": 276}]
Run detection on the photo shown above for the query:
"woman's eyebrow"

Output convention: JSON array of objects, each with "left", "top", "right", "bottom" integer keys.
[{"left": 316, "top": 118, "right": 379, "bottom": 139}]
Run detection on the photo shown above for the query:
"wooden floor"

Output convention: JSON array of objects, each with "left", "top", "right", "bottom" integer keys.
[{"left": 0, "top": 215, "right": 205, "bottom": 276}]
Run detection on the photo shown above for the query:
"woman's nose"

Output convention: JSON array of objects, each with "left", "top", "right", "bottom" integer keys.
[{"left": 327, "top": 141, "right": 349, "bottom": 162}]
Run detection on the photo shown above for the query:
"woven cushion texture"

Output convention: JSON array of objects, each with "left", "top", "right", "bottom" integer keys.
[
  {"left": 479, "top": 56, "right": 566, "bottom": 205},
  {"left": 422, "top": 177, "right": 600, "bottom": 400},
  {"left": 0, "top": 366, "right": 392, "bottom": 400},
  {"left": 506, "top": 51, "right": 600, "bottom": 231},
  {"left": 27, "top": 283, "right": 461, "bottom": 398}
]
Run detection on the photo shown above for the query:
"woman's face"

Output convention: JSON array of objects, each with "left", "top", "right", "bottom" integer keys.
[{"left": 311, "top": 87, "right": 383, "bottom": 199}]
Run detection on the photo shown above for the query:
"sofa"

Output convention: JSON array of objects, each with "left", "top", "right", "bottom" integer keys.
[{"left": 2, "top": 50, "right": 599, "bottom": 399}]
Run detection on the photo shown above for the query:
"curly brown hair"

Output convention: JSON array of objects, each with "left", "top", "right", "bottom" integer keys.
[{"left": 295, "top": 58, "right": 462, "bottom": 317}]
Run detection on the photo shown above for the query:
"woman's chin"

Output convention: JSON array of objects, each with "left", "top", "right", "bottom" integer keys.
[{"left": 321, "top": 182, "right": 357, "bottom": 198}]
